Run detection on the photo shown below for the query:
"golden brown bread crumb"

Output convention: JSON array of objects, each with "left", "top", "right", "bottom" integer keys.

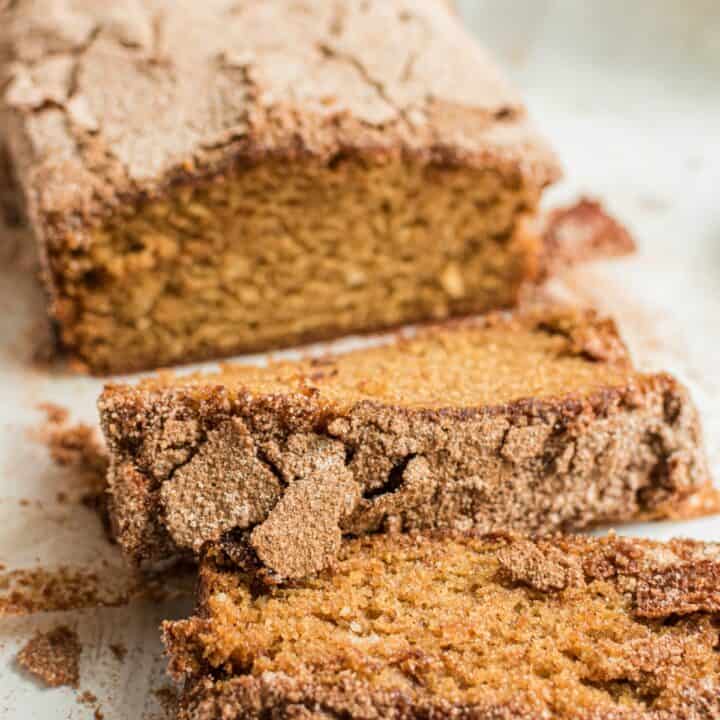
[
  {"left": 98, "top": 308, "right": 714, "bottom": 577},
  {"left": 164, "top": 532, "right": 720, "bottom": 720},
  {"left": 16, "top": 625, "right": 81, "bottom": 688}
]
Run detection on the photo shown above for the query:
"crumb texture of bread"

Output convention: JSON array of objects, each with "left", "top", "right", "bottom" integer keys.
[
  {"left": 1, "top": 0, "right": 569, "bottom": 372},
  {"left": 98, "top": 309, "right": 714, "bottom": 575},
  {"left": 164, "top": 533, "right": 720, "bottom": 720}
]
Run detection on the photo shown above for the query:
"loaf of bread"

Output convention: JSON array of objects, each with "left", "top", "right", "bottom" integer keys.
[{"left": 0, "top": 0, "right": 600, "bottom": 373}]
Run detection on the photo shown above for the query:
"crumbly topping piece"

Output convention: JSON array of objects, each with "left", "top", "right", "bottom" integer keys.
[
  {"left": 496, "top": 537, "right": 583, "bottom": 592},
  {"left": 636, "top": 560, "right": 720, "bottom": 618},
  {"left": 250, "top": 464, "right": 360, "bottom": 581},
  {"left": 540, "top": 197, "right": 636, "bottom": 279},
  {"left": 35, "top": 403, "right": 109, "bottom": 496},
  {"left": 16, "top": 625, "right": 81, "bottom": 688},
  {"left": 161, "top": 418, "right": 282, "bottom": 553}
]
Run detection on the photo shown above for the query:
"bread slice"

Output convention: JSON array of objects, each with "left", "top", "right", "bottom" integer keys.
[
  {"left": 164, "top": 531, "right": 720, "bottom": 720},
  {"left": 98, "top": 308, "right": 715, "bottom": 576}
]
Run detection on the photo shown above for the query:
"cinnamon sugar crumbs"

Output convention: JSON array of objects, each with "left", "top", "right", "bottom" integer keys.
[
  {"left": 16, "top": 625, "right": 81, "bottom": 688},
  {"left": 34, "top": 403, "right": 109, "bottom": 501},
  {"left": 0, "top": 405, "right": 195, "bottom": 617},
  {"left": 154, "top": 686, "right": 179, "bottom": 717},
  {"left": 37, "top": 402, "right": 69, "bottom": 426},
  {"left": 78, "top": 689, "right": 104, "bottom": 719},
  {"left": 39, "top": 416, "right": 108, "bottom": 484},
  {"left": 32, "top": 402, "right": 112, "bottom": 526},
  {"left": 0, "top": 566, "right": 131, "bottom": 616},
  {"left": 0, "top": 563, "right": 193, "bottom": 617},
  {"left": 109, "top": 642, "right": 128, "bottom": 662}
]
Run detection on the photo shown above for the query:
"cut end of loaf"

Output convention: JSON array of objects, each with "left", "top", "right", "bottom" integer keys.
[{"left": 54, "top": 158, "right": 545, "bottom": 373}]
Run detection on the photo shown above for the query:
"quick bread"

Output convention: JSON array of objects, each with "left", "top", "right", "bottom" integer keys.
[{"left": 1, "top": 0, "right": 573, "bottom": 372}]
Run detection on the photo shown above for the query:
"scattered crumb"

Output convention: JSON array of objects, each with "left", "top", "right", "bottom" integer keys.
[
  {"left": 0, "top": 566, "right": 131, "bottom": 616},
  {"left": 0, "top": 562, "right": 195, "bottom": 616},
  {"left": 31, "top": 404, "right": 111, "bottom": 525},
  {"left": 16, "top": 626, "right": 81, "bottom": 688},
  {"left": 45, "top": 423, "right": 107, "bottom": 478},
  {"left": 35, "top": 403, "right": 108, "bottom": 483},
  {"left": 37, "top": 402, "right": 69, "bottom": 425},
  {"left": 78, "top": 690, "right": 98, "bottom": 705},
  {"left": 541, "top": 197, "right": 635, "bottom": 276},
  {"left": 109, "top": 642, "right": 127, "bottom": 662},
  {"left": 154, "top": 686, "right": 178, "bottom": 717},
  {"left": 19, "top": 499, "right": 30, "bottom": 507},
  {"left": 78, "top": 689, "right": 104, "bottom": 719}
]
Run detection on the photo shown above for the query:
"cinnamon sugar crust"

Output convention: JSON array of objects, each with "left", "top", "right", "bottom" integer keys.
[
  {"left": 164, "top": 532, "right": 720, "bottom": 720},
  {"left": 0, "top": 0, "right": 611, "bottom": 373},
  {"left": 98, "top": 308, "right": 715, "bottom": 577}
]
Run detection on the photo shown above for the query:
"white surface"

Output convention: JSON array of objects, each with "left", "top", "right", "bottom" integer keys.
[{"left": 1, "top": 2, "right": 719, "bottom": 717}]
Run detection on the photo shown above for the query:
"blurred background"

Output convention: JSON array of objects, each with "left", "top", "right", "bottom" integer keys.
[{"left": 456, "top": 0, "right": 720, "bottom": 365}]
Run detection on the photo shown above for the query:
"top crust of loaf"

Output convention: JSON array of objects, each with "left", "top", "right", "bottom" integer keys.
[{"left": 1, "top": 0, "right": 560, "bottom": 233}]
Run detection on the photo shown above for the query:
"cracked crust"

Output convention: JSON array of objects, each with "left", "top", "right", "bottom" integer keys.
[
  {"left": 2, "top": 0, "right": 558, "bottom": 215},
  {"left": 1, "top": 0, "right": 570, "bottom": 373},
  {"left": 164, "top": 532, "right": 720, "bottom": 720},
  {"left": 98, "top": 308, "right": 716, "bottom": 575}
]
